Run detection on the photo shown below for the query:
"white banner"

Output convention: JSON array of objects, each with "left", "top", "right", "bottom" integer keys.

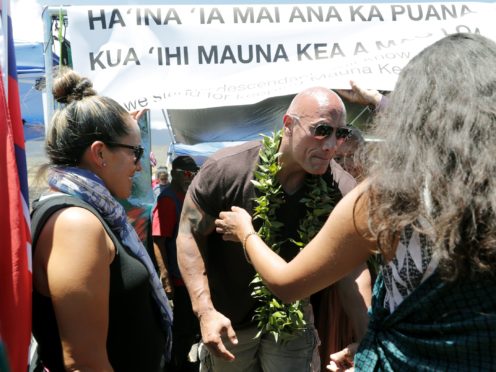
[{"left": 66, "top": 2, "right": 496, "bottom": 109}]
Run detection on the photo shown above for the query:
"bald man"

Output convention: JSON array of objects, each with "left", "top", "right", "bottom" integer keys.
[{"left": 177, "top": 87, "right": 372, "bottom": 372}]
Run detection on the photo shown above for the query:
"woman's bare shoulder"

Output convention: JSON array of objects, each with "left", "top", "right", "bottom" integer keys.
[{"left": 38, "top": 206, "right": 115, "bottom": 262}]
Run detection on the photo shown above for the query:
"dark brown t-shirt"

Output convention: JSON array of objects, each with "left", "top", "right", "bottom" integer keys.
[{"left": 188, "top": 140, "right": 340, "bottom": 328}]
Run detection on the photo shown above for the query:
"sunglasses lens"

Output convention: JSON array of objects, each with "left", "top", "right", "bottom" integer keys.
[
  {"left": 179, "top": 169, "right": 197, "bottom": 178},
  {"left": 314, "top": 124, "right": 333, "bottom": 139},
  {"left": 134, "top": 147, "right": 144, "bottom": 164},
  {"left": 336, "top": 128, "right": 352, "bottom": 140}
]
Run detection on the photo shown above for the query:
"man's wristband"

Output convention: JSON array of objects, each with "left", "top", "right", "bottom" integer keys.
[{"left": 242, "top": 231, "right": 257, "bottom": 264}]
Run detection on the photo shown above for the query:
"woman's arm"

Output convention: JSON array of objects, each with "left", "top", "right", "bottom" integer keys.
[
  {"left": 36, "top": 207, "right": 115, "bottom": 371},
  {"left": 216, "top": 181, "right": 376, "bottom": 303},
  {"left": 336, "top": 80, "right": 383, "bottom": 108}
]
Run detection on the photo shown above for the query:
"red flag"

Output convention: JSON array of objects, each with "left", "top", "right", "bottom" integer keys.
[{"left": 0, "top": 3, "right": 33, "bottom": 372}]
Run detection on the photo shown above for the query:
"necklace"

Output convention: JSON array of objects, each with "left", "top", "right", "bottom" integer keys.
[{"left": 251, "top": 129, "right": 341, "bottom": 341}]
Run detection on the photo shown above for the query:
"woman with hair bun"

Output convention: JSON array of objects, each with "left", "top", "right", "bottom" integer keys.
[
  {"left": 216, "top": 33, "right": 496, "bottom": 370},
  {"left": 31, "top": 68, "right": 172, "bottom": 371}
]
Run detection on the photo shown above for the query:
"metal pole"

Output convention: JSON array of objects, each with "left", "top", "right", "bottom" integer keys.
[
  {"left": 42, "top": 7, "right": 67, "bottom": 135},
  {"left": 42, "top": 6, "right": 55, "bottom": 135},
  {"left": 162, "top": 108, "right": 176, "bottom": 165},
  {"left": 2, "top": 0, "right": 10, "bottom": 101}
]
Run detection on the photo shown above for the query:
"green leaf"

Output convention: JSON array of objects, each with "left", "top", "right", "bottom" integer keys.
[{"left": 288, "top": 239, "right": 304, "bottom": 247}]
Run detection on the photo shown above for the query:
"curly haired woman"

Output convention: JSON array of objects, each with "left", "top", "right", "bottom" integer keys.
[{"left": 216, "top": 33, "right": 496, "bottom": 371}]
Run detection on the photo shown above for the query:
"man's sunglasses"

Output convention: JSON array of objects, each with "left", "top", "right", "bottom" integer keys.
[
  {"left": 176, "top": 169, "right": 198, "bottom": 178},
  {"left": 311, "top": 124, "right": 353, "bottom": 141},
  {"left": 105, "top": 142, "right": 144, "bottom": 164},
  {"left": 291, "top": 115, "right": 352, "bottom": 141}
]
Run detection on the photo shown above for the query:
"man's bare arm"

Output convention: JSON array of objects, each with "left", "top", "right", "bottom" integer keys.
[
  {"left": 152, "top": 237, "right": 173, "bottom": 295},
  {"left": 177, "top": 193, "right": 238, "bottom": 360},
  {"left": 177, "top": 193, "right": 216, "bottom": 316}
]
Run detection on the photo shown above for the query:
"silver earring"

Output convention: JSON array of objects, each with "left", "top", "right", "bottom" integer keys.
[{"left": 102, "top": 162, "right": 107, "bottom": 167}]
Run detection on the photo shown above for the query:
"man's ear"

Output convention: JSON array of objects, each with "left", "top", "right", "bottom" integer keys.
[
  {"left": 282, "top": 114, "right": 291, "bottom": 126},
  {"left": 282, "top": 114, "right": 293, "bottom": 136}
]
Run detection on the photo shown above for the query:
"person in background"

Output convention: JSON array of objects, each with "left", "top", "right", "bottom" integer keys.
[
  {"left": 177, "top": 86, "right": 371, "bottom": 371},
  {"left": 150, "top": 150, "right": 158, "bottom": 168},
  {"left": 30, "top": 68, "right": 172, "bottom": 371},
  {"left": 153, "top": 166, "right": 170, "bottom": 198},
  {"left": 152, "top": 155, "right": 200, "bottom": 372},
  {"left": 332, "top": 127, "right": 366, "bottom": 182},
  {"left": 215, "top": 33, "right": 496, "bottom": 371},
  {"left": 333, "top": 80, "right": 385, "bottom": 185}
]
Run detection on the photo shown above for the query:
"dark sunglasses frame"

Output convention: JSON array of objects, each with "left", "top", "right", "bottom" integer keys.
[
  {"left": 106, "top": 142, "right": 144, "bottom": 164},
  {"left": 312, "top": 124, "right": 353, "bottom": 141}
]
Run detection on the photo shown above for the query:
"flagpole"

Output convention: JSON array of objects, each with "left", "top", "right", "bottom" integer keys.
[{"left": 1, "top": 0, "right": 9, "bottom": 100}]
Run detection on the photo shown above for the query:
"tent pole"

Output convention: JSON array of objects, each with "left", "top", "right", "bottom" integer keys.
[
  {"left": 162, "top": 108, "right": 175, "bottom": 165},
  {"left": 42, "top": 7, "right": 54, "bottom": 135},
  {"left": 162, "top": 108, "right": 176, "bottom": 145},
  {"left": 43, "top": 7, "right": 66, "bottom": 135},
  {"left": 2, "top": 0, "right": 10, "bottom": 100}
]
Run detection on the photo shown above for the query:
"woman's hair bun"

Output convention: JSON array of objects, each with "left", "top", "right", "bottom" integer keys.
[{"left": 52, "top": 67, "right": 97, "bottom": 104}]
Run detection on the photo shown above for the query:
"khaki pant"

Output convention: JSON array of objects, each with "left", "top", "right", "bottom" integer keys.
[{"left": 199, "top": 305, "right": 320, "bottom": 372}]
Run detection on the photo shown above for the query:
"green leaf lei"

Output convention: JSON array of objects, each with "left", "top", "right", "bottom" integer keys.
[{"left": 250, "top": 129, "right": 342, "bottom": 342}]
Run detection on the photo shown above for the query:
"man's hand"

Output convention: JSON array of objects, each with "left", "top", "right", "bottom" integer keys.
[
  {"left": 336, "top": 80, "right": 382, "bottom": 108},
  {"left": 198, "top": 309, "right": 238, "bottom": 361},
  {"left": 160, "top": 273, "right": 174, "bottom": 299}
]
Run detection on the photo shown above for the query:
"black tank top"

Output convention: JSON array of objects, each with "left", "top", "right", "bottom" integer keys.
[{"left": 31, "top": 195, "right": 166, "bottom": 371}]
